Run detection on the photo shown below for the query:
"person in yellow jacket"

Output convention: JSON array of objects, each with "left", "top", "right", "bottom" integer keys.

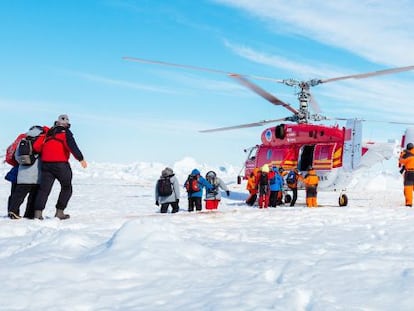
[
  {"left": 299, "top": 166, "right": 319, "bottom": 207},
  {"left": 399, "top": 143, "right": 414, "bottom": 207}
]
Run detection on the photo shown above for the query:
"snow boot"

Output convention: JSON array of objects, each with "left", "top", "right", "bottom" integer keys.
[
  {"left": 34, "top": 210, "right": 44, "bottom": 220},
  {"left": 8, "top": 211, "right": 21, "bottom": 220},
  {"left": 55, "top": 209, "right": 70, "bottom": 220}
]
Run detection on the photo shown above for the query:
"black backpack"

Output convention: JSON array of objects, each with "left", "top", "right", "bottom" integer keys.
[
  {"left": 16, "top": 137, "right": 36, "bottom": 166},
  {"left": 259, "top": 172, "right": 268, "bottom": 186},
  {"left": 157, "top": 177, "right": 173, "bottom": 196}
]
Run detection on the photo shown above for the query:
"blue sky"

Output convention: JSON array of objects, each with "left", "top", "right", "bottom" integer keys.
[{"left": 1, "top": 0, "right": 414, "bottom": 166}]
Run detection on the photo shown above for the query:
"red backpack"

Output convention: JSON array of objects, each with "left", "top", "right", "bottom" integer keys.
[
  {"left": 185, "top": 175, "right": 200, "bottom": 193},
  {"left": 5, "top": 133, "right": 26, "bottom": 166}
]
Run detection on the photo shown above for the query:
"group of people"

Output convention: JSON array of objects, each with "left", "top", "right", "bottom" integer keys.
[
  {"left": 154, "top": 167, "right": 230, "bottom": 213},
  {"left": 4, "top": 114, "right": 87, "bottom": 220},
  {"left": 154, "top": 163, "right": 320, "bottom": 213},
  {"left": 246, "top": 164, "right": 318, "bottom": 208}
]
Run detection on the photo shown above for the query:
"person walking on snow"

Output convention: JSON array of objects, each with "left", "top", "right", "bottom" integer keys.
[
  {"left": 399, "top": 143, "right": 414, "bottom": 207},
  {"left": 204, "top": 171, "right": 230, "bottom": 210},
  {"left": 155, "top": 167, "right": 180, "bottom": 213},
  {"left": 8, "top": 126, "right": 47, "bottom": 219},
  {"left": 269, "top": 165, "right": 284, "bottom": 207},
  {"left": 300, "top": 166, "right": 319, "bottom": 208},
  {"left": 33, "top": 114, "right": 87, "bottom": 220},
  {"left": 258, "top": 164, "right": 271, "bottom": 208},
  {"left": 184, "top": 168, "right": 213, "bottom": 212},
  {"left": 282, "top": 167, "right": 301, "bottom": 207},
  {"left": 245, "top": 168, "right": 259, "bottom": 206}
]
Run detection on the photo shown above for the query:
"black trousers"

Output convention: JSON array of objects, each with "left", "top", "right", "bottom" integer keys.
[
  {"left": 35, "top": 162, "right": 73, "bottom": 211},
  {"left": 7, "top": 182, "right": 17, "bottom": 213},
  {"left": 289, "top": 188, "right": 298, "bottom": 207},
  {"left": 188, "top": 197, "right": 202, "bottom": 212},
  {"left": 269, "top": 191, "right": 280, "bottom": 207},
  {"left": 160, "top": 201, "right": 179, "bottom": 213},
  {"left": 9, "top": 184, "right": 39, "bottom": 218},
  {"left": 246, "top": 193, "right": 257, "bottom": 206}
]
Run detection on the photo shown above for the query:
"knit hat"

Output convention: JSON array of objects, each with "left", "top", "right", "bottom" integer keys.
[
  {"left": 206, "top": 171, "right": 216, "bottom": 179},
  {"left": 407, "top": 143, "right": 414, "bottom": 150},
  {"left": 56, "top": 114, "right": 70, "bottom": 127},
  {"left": 26, "top": 125, "right": 43, "bottom": 138},
  {"left": 261, "top": 164, "right": 270, "bottom": 173},
  {"left": 161, "top": 167, "right": 174, "bottom": 177}
]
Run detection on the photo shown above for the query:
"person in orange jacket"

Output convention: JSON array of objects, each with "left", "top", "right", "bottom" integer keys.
[
  {"left": 245, "top": 168, "right": 259, "bottom": 206},
  {"left": 399, "top": 143, "right": 414, "bottom": 207},
  {"left": 300, "top": 166, "right": 319, "bottom": 207}
]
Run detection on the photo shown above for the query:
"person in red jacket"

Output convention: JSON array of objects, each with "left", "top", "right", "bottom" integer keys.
[{"left": 33, "top": 114, "right": 87, "bottom": 220}]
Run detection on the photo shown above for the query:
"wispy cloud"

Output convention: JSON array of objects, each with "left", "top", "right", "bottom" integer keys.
[
  {"left": 215, "top": 0, "right": 414, "bottom": 124},
  {"left": 215, "top": 0, "right": 414, "bottom": 65},
  {"left": 69, "top": 71, "right": 180, "bottom": 94}
]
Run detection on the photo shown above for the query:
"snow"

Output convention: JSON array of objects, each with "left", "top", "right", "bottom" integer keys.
[{"left": 1, "top": 150, "right": 414, "bottom": 311}]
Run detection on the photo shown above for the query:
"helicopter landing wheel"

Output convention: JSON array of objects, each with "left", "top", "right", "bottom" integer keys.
[
  {"left": 284, "top": 194, "right": 292, "bottom": 204},
  {"left": 339, "top": 194, "right": 348, "bottom": 207}
]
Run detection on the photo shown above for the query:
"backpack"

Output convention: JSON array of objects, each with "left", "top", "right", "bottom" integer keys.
[
  {"left": 5, "top": 133, "right": 27, "bottom": 166},
  {"left": 185, "top": 175, "right": 200, "bottom": 193},
  {"left": 157, "top": 176, "right": 173, "bottom": 196},
  {"left": 286, "top": 170, "right": 296, "bottom": 185},
  {"left": 16, "top": 137, "right": 37, "bottom": 166}
]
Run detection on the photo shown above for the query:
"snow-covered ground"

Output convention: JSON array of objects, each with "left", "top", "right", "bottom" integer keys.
[{"left": 1, "top": 153, "right": 414, "bottom": 311}]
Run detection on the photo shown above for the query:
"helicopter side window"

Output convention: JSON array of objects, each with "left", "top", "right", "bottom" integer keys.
[
  {"left": 266, "top": 149, "right": 272, "bottom": 160},
  {"left": 275, "top": 125, "right": 285, "bottom": 139}
]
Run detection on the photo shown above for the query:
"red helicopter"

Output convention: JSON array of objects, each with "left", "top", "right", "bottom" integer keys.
[{"left": 123, "top": 56, "right": 414, "bottom": 206}]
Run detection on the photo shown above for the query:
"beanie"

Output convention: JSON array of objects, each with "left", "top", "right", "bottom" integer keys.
[
  {"left": 261, "top": 164, "right": 270, "bottom": 173},
  {"left": 56, "top": 114, "right": 70, "bottom": 127},
  {"left": 26, "top": 125, "right": 43, "bottom": 138}
]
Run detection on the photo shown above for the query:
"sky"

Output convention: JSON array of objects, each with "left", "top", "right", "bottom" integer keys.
[
  {"left": 1, "top": 148, "right": 414, "bottom": 310},
  {"left": 1, "top": 0, "right": 414, "bottom": 166}
]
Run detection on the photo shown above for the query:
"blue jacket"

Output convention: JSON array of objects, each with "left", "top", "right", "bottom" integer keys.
[
  {"left": 184, "top": 169, "right": 213, "bottom": 198},
  {"left": 269, "top": 169, "right": 284, "bottom": 191}
]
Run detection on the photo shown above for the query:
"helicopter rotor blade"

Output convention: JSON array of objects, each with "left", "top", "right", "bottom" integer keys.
[
  {"left": 328, "top": 117, "right": 414, "bottom": 125},
  {"left": 199, "top": 118, "right": 288, "bottom": 133},
  {"left": 228, "top": 74, "right": 299, "bottom": 115},
  {"left": 320, "top": 65, "right": 414, "bottom": 84},
  {"left": 122, "top": 56, "right": 284, "bottom": 83}
]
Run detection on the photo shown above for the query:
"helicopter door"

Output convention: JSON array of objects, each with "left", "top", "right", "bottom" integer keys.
[
  {"left": 298, "top": 145, "right": 315, "bottom": 171},
  {"left": 313, "top": 144, "right": 335, "bottom": 170},
  {"left": 343, "top": 119, "right": 362, "bottom": 171}
]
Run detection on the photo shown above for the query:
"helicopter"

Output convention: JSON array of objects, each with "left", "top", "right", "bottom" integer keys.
[{"left": 123, "top": 56, "right": 414, "bottom": 206}]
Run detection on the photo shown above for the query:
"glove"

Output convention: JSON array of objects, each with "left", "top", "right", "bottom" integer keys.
[
  {"left": 176, "top": 199, "right": 179, "bottom": 203},
  {"left": 226, "top": 190, "right": 230, "bottom": 197},
  {"left": 155, "top": 200, "right": 159, "bottom": 206}
]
